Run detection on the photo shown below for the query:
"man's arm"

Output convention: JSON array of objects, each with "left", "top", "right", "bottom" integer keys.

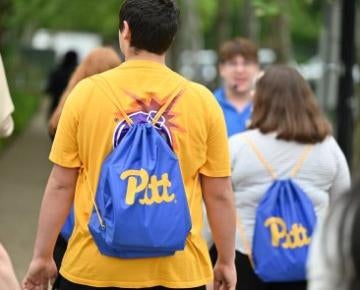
[
  {"left": 22, "top": 165, "right": 78, "bottom": 290},
  {"left": 202, "top": 175, "right": 237, "bottom": 290}
]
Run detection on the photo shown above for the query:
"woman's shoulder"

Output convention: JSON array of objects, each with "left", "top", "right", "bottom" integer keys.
[
  {"left": 313, "top": 135, "right": 341, "bottom": 153},
  {"left": 313, "top": 135, "right": 348, "bottom": 165},
  {"left": 230, "top": 129, "right": 277, "bottom": 145},
  {"left": 229, "top": 129, "right": 271, "bottom": 154}
]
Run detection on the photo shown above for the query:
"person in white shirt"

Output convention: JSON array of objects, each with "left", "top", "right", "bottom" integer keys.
[
  {"left": 308, "top": 179, "right": 360, "bottom": 290},
  {"left": 0, "top": 54, "right": 14, "bottom": 138},
  {"left": 226, "top": 66, "right": 350, "bottom": 290},
  {"left": 0, "top": 244, "right": 20, "bottom": 290}
]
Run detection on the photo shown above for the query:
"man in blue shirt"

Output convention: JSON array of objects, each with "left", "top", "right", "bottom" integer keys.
[{"left": 214, "top": 38, "right": 259, "bottom": 137}]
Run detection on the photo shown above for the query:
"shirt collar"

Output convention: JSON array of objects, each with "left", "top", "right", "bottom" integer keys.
[{"left": 214, "top": 87, "right": 252, "bottom": 113}]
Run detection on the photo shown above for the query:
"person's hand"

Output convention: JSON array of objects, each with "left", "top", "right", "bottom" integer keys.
[
  {"left": 22, "top": 257, "right": 57, "bottom": 290},
  {"left": 213, "top": 260, "right": 237, "bottom": 290}
]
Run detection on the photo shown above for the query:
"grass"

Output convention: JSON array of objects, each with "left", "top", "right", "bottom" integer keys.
[{"left": 0, "top": 91, "right": 40, "bottom": 152}]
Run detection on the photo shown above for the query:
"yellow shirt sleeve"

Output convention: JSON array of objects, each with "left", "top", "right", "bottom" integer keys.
[
  {"left": 49, "top": 79, "right": 91, "bottom": 168},
  {"left": 198, "top": 87, "right": 231, "bottom": 177}
]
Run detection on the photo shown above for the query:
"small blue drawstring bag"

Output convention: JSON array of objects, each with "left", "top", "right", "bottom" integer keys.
[
  {"left": 87, "top": 76, "right": 191, "bottom": 258},
  {"left": 237, "top": 137, "right": 316, "bottom": 282}
]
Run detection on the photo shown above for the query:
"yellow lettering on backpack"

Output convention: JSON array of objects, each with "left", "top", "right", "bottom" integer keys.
[
  {"left": 264, "top": 217, "right": 287, "bottom": 247},
  {"left": 120, "top": 169, "right": 175, "bottom": 205},
  {"left": 120, "top": 169, "right": 149, "bottom": 205},
  {"left": 264, "top": 217, "right": 311, "bottom": 249}
]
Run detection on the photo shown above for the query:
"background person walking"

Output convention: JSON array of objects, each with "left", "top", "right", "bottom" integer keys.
[
  {"left": 213, "top": 38, "right": 259, "bottom": 137},
  {"left": 229, "top": 66, "right": 350, "bottom": 290}
]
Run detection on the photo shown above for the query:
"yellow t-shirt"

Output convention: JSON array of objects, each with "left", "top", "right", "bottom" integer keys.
[{"left": 50, "top": 60, "right": 230, "bottom": 288}]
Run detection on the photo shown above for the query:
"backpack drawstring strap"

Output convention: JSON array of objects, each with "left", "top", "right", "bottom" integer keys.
[
  {"left": 151, "top": 85, "right": 186, "bottom": 125},
  {"left": 93, "top": 76, "right": 134, "bottom": 126},
  {"left": 81, "top": 166, "right": 106, "bottom": 229},
  {"left": 241, "top": 136, "right": 277, "bottom": 179},
  {"left": 236, "top": 213, "right": 255, "bottom": 269},
  {"left": 290, "top": 145, "right": 313, "bottom": 177},
  {"left": 94, "top": 75, "right": 188, "bottom": 127}
]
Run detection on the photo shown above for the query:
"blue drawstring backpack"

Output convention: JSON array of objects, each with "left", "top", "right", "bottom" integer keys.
[
  {"left": 87, "top": 76, "right": 191, "bottom": 259},
  {"left": 237, "top": 137, "right": 316, "bottom": 282}
]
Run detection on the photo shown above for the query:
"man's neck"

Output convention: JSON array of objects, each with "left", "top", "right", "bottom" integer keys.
[
  {"left": 225, "top": 87, "right": 251, "bottom": 111},
  {"left": 125, "top": 49, "right": 166, "bottom": 65}
]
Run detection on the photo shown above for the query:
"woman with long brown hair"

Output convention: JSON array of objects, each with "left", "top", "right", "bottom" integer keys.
[
  {"left": 48, "top": 47, "right": 121, "bottom": 138},
  {"left": 229, "top": 66, "right": 350, "bottom": 290}
]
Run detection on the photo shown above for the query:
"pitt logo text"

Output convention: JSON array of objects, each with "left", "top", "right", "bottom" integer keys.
[
  {"left": 265, "top": 217, "right": 311, "bottom": 249},
  {"left": 121, "top": 169, "right": 175, "bottom": 205}
]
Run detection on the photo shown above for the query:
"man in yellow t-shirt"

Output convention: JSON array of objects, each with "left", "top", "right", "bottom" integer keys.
[{"left": 22, "top": 1, "right": 237, "bottom": 290}]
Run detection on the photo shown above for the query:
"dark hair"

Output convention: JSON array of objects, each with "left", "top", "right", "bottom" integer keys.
[
  {"left": 119, "top": 0, "right": 180, "bottom": 54},
  {"left": 323, "top": 178, "right": 360, "bottom": 290},
  {"left": 61, "top": 50, "right": 78, "bottom": 68},
  {"left": 249, "top": 66, "right": 332, "bottom": 143},
  {"left": 219, "top": 37, "right": 258, "bottom": 64}
]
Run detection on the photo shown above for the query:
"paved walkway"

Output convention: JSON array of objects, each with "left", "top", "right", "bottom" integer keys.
[{"left": 0, "top": 101, "right": 52, "bottom": 280}]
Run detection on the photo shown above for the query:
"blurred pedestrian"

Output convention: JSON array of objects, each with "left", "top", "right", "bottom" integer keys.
[
  {"left": 308, "top": 178, "right": 360, "bottom": 290},
  {"left": 214, "top": 38, "right": 260, "bottom": 137},
  {"left": 228, "top": 66, "right": 350, "bottom": 290},
  {"left": 0, "top": 244, "right": 20, "bottom": 290},
  {"left": 45, "top": 50, "right": 78, "bottom": 119},
  {"left": 0, "top": 54, "right": 14, "bottom": 138},
  {"left": 22, "top": 1, "right": 237, "bottom": 290},
  {"left": 48, "top": 47, "right": 121, "bottom": 138},
  {"left": 206, "top": 38, "right": 260, "bottom": 268}
]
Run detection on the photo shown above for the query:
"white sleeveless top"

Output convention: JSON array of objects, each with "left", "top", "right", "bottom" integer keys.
[{"left": 0, "top": 54, "right": 14, "bottom": 137}]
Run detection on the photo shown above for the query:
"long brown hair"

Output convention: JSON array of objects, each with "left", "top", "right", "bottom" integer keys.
[
  {"left": 63, "top": 47, "right": 121, "bottom": 97},
  {"left": 48, "top": 47, "right": 121, "bottom": 136},
  {"left": 249, "top": 66, "right": 332, "bottom": 143}
]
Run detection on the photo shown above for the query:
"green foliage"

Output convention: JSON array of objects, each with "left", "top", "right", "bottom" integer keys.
[
  {"left": 6, "top": 0, "right": 123, "bottom": 40},
  {"left": 252, "top": 0, "right": 280, "bottom": 17},
  {"left": 4, "top": 0, "right": 325, "bottom": 62},
  {"left": 290, "top": 1, "right": 322, "bottom": 41},
  {"left": 290, "top": 0, "right": 322, "bottom": 62},
  {"left": 11, "top": 91, "right": 40, "bottom": 134},
  {"left": 197, "top": 0, "right": 217, "bottom": 32}
]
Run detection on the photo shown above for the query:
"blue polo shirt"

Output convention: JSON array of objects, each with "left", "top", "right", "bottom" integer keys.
[{"left": 214, "top": 87, "right": 252, "bottom": 137}]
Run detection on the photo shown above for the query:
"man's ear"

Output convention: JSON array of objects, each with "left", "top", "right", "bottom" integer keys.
[{"left": 122, "top": 20, "right": 131, "bottom": 42}]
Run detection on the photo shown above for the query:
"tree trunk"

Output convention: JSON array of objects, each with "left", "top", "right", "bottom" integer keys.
[
  {"left": 0, "top": 0, "right": 11, "bottom": 49},
  {"left": 336, "top": 0, "right": 356, "bottom": 165},
  {"left": 168, "top": 0, "right": 203, "bottom": 76},
  {"left": 243, "top": 0, "right": 260, "bottom": 43},
  {"left": 269, "top": 0, "right": 292, "bottom": 64},
  {"left": 316, "top": 0, "right": 342, "bottom": 112},
  {"left": 214, "top": 0, "right": 231, "bottom": 50},
  {"left": 353, "top": 2, "right": 360, "bottom": 171}
]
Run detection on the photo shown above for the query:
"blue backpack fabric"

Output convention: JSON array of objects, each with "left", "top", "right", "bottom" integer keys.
[
  {"left": 87, "top": 77, "right": 191, "bottom": 259},
  {"left": 60, "top": 207, "right": 74, "bottom": 241},
  {"left": 238, "top": 137, "right": 316, "bottom": 282}
]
